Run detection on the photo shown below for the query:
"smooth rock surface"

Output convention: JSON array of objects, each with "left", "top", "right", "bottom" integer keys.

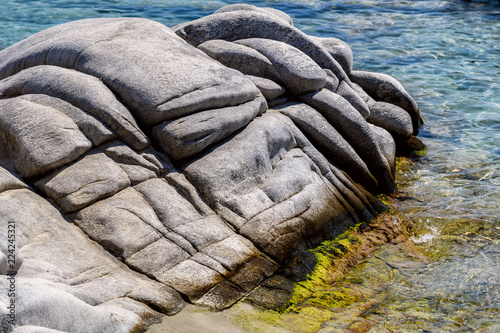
[
  {"left": 0, "top": 18, "right": 260, "bottom": 128},
  {"left": 214, "top": 3, "right": 294, "bottom": 25},
  {"left": 350, "top": 70, "right": 422, "bottom": 133},
  {"left": 0, "top": 65, "right": 148, "bottom": 150},
  {"left": 0, "top": 96, "right": 91, "bottom": 177},
  {"left": 153, "top": 94, "right": 267, "bottom": 160},
  {"left": 235, "top": 38, "right": 326, "bottom": 95},
  {"left": 198, "top": 39, "right": 279, "bottom": 81},
  {"left": 312, "top": 36, "right": 354, "bottom": 74},
  {"left": 245, "top": 75, "right": 286, "bottom": 101},
  {"left": 368, "top": 124, "right": 396, "bottom": 176},
  {"left": 174, "top": 10, "right": 351, "bottom": 83},
  {"left": 276, "top": 102, "right": 377, "bottom": 189},
  {"left": 366, "top": 101, "right": 414, "bottom": 140},
  {"left": 336, "top": 80, "right": 370, "bottom": 119},
  {"left": 300, "top": 89, "right": 395, "bottom": 192},
  {"left": 323, "top": 68, "right": 340, "bottom": 92}
]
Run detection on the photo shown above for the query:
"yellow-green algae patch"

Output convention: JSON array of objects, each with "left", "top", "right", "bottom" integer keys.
[
  {"left": 232, "top": 212, "right": 412, "bottom": 333},
  {"left": 228, "top": 141, "right": 498, "bottom": 333},
  {"left": 229, "top": 155, "right": 458, "bottom": 333}
]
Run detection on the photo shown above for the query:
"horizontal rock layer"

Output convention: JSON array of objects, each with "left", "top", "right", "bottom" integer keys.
[{"left": 0, "top": 4, "right": 422, "bottom": 333}]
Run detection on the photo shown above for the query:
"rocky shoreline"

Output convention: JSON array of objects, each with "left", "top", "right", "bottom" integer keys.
[
  {"left": 0, "top": 4, "right": 423, "bottom": 332},
  {"left": 146, "top": 198, "right": 417, "bottom": 333}
]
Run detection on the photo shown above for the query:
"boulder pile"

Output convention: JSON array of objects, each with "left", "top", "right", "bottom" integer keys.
[{"left": 0, "top": 4, "right": 422, "bottom": 332}]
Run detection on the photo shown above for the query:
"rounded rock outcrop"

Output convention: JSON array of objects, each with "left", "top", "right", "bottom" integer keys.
[
  {"left": 350, "top": 70, "right": 422, "bottom": 134},
  {"left": 0, "top": 4, "right": 423, "bottom": 332}
]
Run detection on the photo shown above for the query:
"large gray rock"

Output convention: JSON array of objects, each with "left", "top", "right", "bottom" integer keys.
[
  {"left": 70, "top": 187, "right": 167, "bottom": 259},
  {"left": 368, "top": 124, "right": 396, "bottom": 177},
  {"left": 275, "top": 102, "right": 377, "bottom": 189},
  {"left": 17, "top": 94, "right": 116, "bottom": 147},
  {"left": 183, "top": 113, "right": 363, "bottom": 262},
  {"left": 0, "top": 188, "right": 185, "bottom": 332},
  {"left": 0, "top": 18, "right": 261, "bottom": 129},
  {"left": 366, "top": 101, "right": 414, "bottom": 140},
  {"left": 285, "top": 122, "right": 383, "bottom": 222},
  {"left": 214, "top": 4, "right": 294, "bottom": 26},
  {"left": 100, "top": 141, "right": 160, "bottom": 184},
  {"left": 34, "top": 151, "right": 131, "bottom": 213},
  {"left": 100, "top": 141, "right": 159, "bottom": 174},
  {"left": 245, "top": 75, "right": 286, "bottom": 101},
  {"left": 0, "top": 278, "right": 143, "bottom": 333},
  {"left": 199, "top": 37, "right": 326, "bottom": 96},
  {"left": 0, "top": 6, "right": 423, "bottom": 332},
  {"left": 198, "top": 39, "right": 279, "bottom": 81},
  {"left": 153, "top": 94, "right": 267, "bottom": 160},
  {"left": 336, "top": 80, "right": 371, "bottom": 119}
]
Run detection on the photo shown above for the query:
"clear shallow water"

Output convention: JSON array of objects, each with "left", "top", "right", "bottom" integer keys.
[{"left": 1, "top": 0, "right": 499, "bottom": 330}]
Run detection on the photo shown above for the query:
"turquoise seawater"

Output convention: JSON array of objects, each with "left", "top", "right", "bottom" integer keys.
[{"left": 1, "top": 0, "right": 499, "bottom": 330}]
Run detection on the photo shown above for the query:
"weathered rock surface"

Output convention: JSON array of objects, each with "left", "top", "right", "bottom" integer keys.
[
  {"left": 350, "top": 70, "right": 422, "bottom": 133},
  {"left": 0, "top": 4, "right": 422, "bottom": 333},
  {"left": 366, "top": 101, "right": 414, "bottom": 140},
  {"left": 275, "top": 102, "right": 376, "bottom": 189},
  {"left": 336, "top": 80, "right": 370, "bottom": 119},
  {"left": 299, "top": 89, "right": 395, "bottom": 192},
  {"left": 245, "top": 75, "right": 286, "bottom": 101},
  {"left": 199, "top": 39, "right": 278, "bottom": 81},
  {"left": 0, "top": 65, "right": 147, "bottom": 151},
  {"left": 311, "top": 36, "right": 354, "bottom": 75},
  {"left": 35, "top": 151, "right": 131, "bottom": 213},
  {"left": 235, "top": 38, "right": 326, "bottom": 95},
  {"left": 213, "top": 3, "right": 294, "bottom": 26},
  {"left": 0, "top": 186, "right": 184, "bottom": 333},
  {"left": 174, "top": 10, "right": 351, "bottom": 83},
  {"left": 153, "top": 94, "right": 267, "bottom": 160},
  {"left": 0, "top": 96, "right": 92, "bottom": 177}
]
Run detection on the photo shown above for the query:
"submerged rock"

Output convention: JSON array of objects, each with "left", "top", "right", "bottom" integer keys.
[{"left": 0, "top": 4, "right": 423, "bottom": 332}]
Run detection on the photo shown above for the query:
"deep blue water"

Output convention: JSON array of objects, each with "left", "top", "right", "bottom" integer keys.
[{"left": 1, "top": 0, "right": 499, "bottom": 330}]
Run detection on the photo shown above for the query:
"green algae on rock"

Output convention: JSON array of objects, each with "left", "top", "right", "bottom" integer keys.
[{"left": 234, "top": 212, "right": 412, "bottom": 333}]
